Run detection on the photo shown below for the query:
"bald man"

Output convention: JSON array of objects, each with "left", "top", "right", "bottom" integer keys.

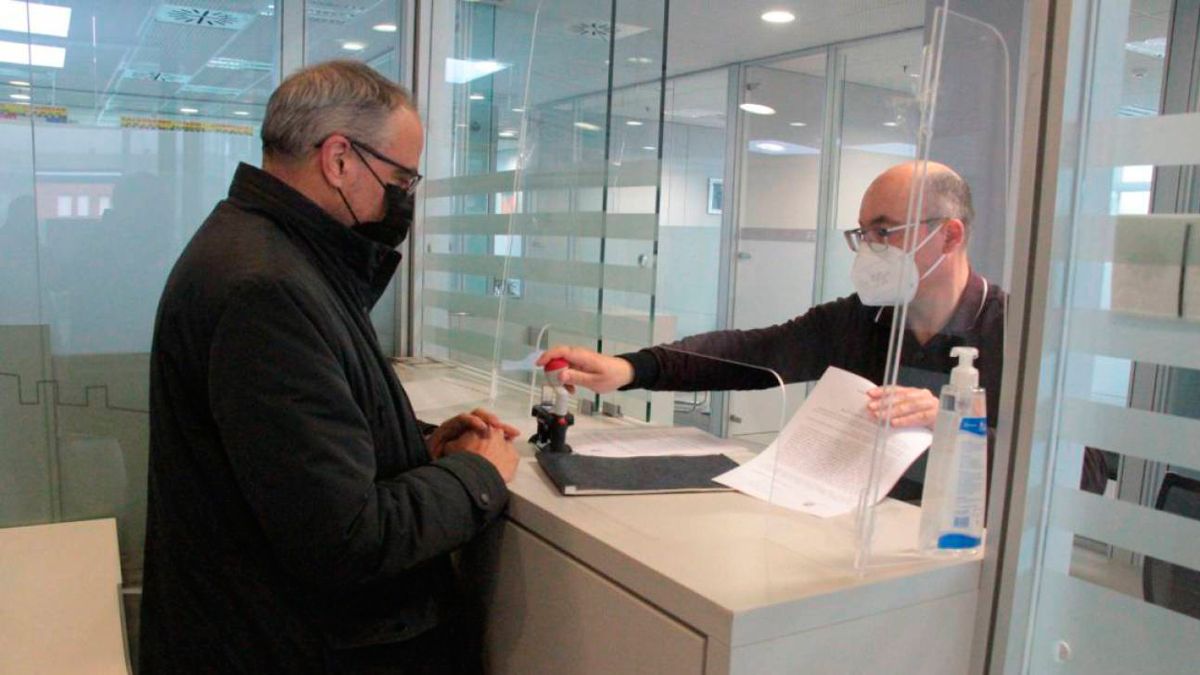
[{"left": 538, "top": 162, "right": 1004, "bottom": 501}]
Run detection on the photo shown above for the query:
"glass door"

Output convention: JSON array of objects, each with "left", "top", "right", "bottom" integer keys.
[{"left": 725, "top": 55, "right": 828, "bottom": 439}]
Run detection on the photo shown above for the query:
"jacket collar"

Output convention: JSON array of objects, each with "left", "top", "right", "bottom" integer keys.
[{"left": 226, "top": 163, "right": 401, "bottom": 308}]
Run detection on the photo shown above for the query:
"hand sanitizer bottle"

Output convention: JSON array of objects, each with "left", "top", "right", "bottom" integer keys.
[{"left": 919, "top": 346, "right": 988, "bottom": 555}]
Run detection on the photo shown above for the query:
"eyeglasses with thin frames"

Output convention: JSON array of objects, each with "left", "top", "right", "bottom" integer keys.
[
  {"left": 313, "top": 136, "right": 424, "bottom": 195},
  {"left": 843, "top": 217, "right": 948, "bottom": 253}
]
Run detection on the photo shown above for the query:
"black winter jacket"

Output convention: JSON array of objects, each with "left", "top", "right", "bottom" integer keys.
[{"left": 139, "top": 164, "right": 507, "bottom": 673}]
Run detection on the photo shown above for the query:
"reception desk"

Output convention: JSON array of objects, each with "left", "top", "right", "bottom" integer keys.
[{"left": 395, "top": 360, "right": 982, "bottom": 674}]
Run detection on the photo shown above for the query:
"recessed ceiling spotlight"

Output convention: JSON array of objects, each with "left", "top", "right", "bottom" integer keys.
[
  {"left": 627, "top": 56, "right": 653, "bottom": 64},
  {"left": 882, "top": 121, "right": 899, "bottom": 127},
  {"left": 233, "top": 110, "right": 250, "bottom": 116},
  {"left": 10, "top": 92, "right": 30, "bottom": 100},
  {"left": 372, "top": 23, "right": 398, "bottom": 32},
  {"left": 574, "top": 121, "right": 602, "bottom": 132},
  {"left": 626, "top": 120, "right": 644, "bottom": 126},
  {"left": 468, "top": 92, "right": 485, "bottom": 100},
  {"left": 739, "top": 103, "right": 776, "bottom": 115},
  {"left": 179, "top": 107, "right": 199, "bottom": 114},
  {"left": 789, "top": 121, "right": 807, "bottom": 127},
  {"left": 9, "top": 79, "right": 30, "bottom": 87},
  {"left": 341, "top": 41, "right": 366, "bottom": 51},
  {"left": 761, "top": 10, "right": 796, "bottom": 24}
]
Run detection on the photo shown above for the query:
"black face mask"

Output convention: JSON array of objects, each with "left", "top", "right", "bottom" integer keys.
[{"left": 338, "top": 148, "right": 415, "bottom": 249}]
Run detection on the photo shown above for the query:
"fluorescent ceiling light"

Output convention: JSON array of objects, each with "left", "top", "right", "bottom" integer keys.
[
  {"left": 788, "top": 121, "right": 806, "bottom": 127},
  {"left": 748, "top": 139, "right": 819, "bottom": 155},
  {"left": 882, "top": 121, "right": 899, "bottom": 127},
  {"left": 233, "top": 110, "right": 250, "bottom": 116},
  {"left": 372, "top": 23, "right": 397, "bottom": 32},
  {"left": 445, "top": 57, "right": 509, "bottom": 84},
  {"left": 0, "top": 40, "right": 65, "bottom": 68},
  {"left": 739, "top": 103, "right": 775, "bottom": 115},
  {"left": 627, "top": 56, "right": 653, "bottom": 64},
  {"left": 179, "top": 107, "right": 199, "bottom": 114},
  {"left": 641, "top": 145, "right": 656, "bottom": 151},
  {"left": 626, "top": 120, "right": 643, "bottom": 126},
  {"left": 468, "top": 92, "right": 485, "bottom": 100},
  {"left": 0, "top": 1, "right": 72, "bottom": 38},
  {"left": 511, "top": 107, "right": 525, "bottom": 113},
  {"left": 498, "top": 130, "right": 517, "bottom": 138},
  {"left": 574, "top": 121, "right": 602, "bottom": 132},
  {"left": 342, "top": 41, "right": 366, "bottom": 51},
  {"left": 9, "top": 79, "right": 29, "bottom": 86},
  {"left": 10, "top": 92, "right": 30, "bottom": 100},
  {"left": 761, "top": 10, "right": 796, "bottom": 24}
]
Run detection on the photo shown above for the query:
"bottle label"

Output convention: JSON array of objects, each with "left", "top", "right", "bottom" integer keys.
[{"left": 960, "top": 417, "right": 987, "bottom": 437}]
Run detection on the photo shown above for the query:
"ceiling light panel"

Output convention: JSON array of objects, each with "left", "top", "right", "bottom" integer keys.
[
  {"left": 0, "top": 40, "right": 65, "bottom": 68},
  {"left": 0, "top": 1, "right": 71, "bottom": 37},
  {"left": 445, "top": 58, "right": 509, "bottom": 84}
]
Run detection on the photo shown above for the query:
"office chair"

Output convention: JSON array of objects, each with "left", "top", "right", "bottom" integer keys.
[{"left": 1142, "top": 472, "right": 1200, "bottom": 619}]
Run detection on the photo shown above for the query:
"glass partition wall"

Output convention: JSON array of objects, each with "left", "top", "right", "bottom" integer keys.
[
  {"left": 0, "top": 0, "right": 411, "bottom": 664},
  {"left": 993, "top": 0, "right": 1200, "bottom": 671},
  {"left": 414, "top": 0, "right": 930, "bottom": 431},
  {"left": 416, "top": 0, "right": 671, "bottom": 422}
]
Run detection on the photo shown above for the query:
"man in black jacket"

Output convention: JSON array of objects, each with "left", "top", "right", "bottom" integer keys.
[{"left": 140, "top": 60, "right": 519, "bottom": 673}]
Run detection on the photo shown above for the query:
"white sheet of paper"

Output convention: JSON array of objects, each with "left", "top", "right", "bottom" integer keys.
[
  {"left": 402, "top": 377, "right": 490, "bottom": 413},
  {"left": 715, "top": 367, "right": 933, "bottom": 517},
  {"left": 569, "top": 426, "right": 743, "bottom": 458}
]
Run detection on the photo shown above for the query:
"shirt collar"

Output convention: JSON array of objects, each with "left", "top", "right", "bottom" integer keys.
[{"left": 226, "top": 163, "right": 400, "bottom": 308}]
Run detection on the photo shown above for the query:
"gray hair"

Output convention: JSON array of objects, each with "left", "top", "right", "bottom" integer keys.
[
  {"left": 261, "top": 60, "right": 414, "bottom": 160},
  {"left": 925, "top": 170, "right": 975, "bottom": 233}
]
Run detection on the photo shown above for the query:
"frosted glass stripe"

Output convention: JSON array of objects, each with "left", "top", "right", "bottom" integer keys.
[
  {"left": 1070, "top": 309, "right": 1200, "bottom": 370},
  {"left": 424, "top": 254, "right": 655, "bottom": 294},
  {"left": 423, "top": 290, "right": 655, "bottom": 344},
  {"left": 1029, "top": 571, "right": 1199, "bottom": 674},
  {"left": 1060, "top": 399, "right": 1200, "bottom": 471},
  {"left": 423, "top": 160, "right": 659, "bottom": 197},
  {"left": 422, "top": 326, "right": 531, "bottom": 362},
  {"left": 1090, "top": 112, "right": 1200, "bottom": 167},
  {"left": 1051, "top": 486, "right": 1200, "bottom": 572},
  {"left": 423, "top": 213, "right": 658, "bottom": 239}
]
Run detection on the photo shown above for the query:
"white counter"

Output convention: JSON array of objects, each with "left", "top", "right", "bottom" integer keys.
[{"left": 395, "top": 360, "right": 982, "bottom": 674}]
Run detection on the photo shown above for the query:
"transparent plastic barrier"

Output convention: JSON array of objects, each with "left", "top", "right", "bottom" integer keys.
[{"left": 856, "top": 1, "right": 1013, "bottom": 571}]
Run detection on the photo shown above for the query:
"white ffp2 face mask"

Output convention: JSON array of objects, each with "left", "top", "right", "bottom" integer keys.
[{"left": 851, "top": 223, "right": 946, "bottom": 306}]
